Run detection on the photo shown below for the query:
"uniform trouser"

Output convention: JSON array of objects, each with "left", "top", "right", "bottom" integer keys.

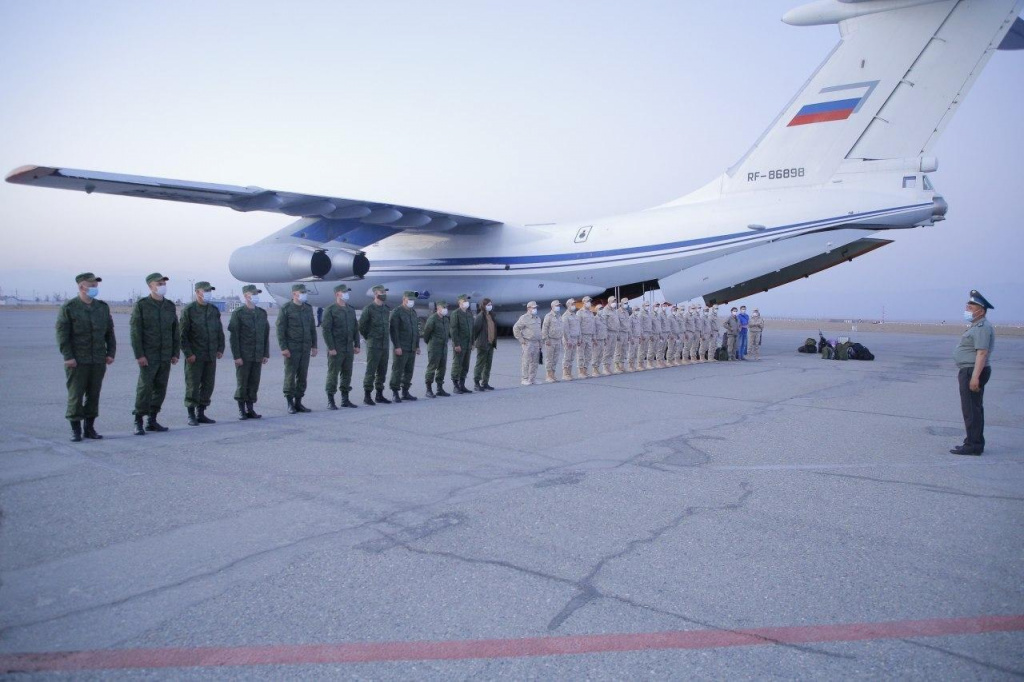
[
  {"left": 544, "top": 340, "right": 563, "bottom": 376},
  {"left": 184, "top": 359, "right": 217, "bottom": 408},
  {"left": 424, "top": 347, "right": 448, "bottom": 385},
  {"left": 326, "top": 351, "right": 355, "bottom": 394},
  {"left": 474, "top": 345, "right": 494, "bottom": 383},
  {"left": 66, "top": 362, "right": 106, "bottom": 420},
  {"left": 134, "top": 361, "right": 171, "bottom": 416},
  {"left": 750, "top": 331, "right": 762, "bottom": 359},
  {"left": 738, "top": 329, "right": 748, "bottom": 358},
  {"left": 645, "top": 337, "right": 656, "bottom": 363},
  {"left": 613, "top": 332, "right": 626, "bottom": 365},
  {"left": 283, "top": 349, "right": 311, "bottom": 398},
  {"left": 579, "top": 337, "right": 594, "bottom": 371},
  {"left": 234, "top": 360, "right": 262, "bottom": 402},
  {"left": 520, "top": 341, "right": 540, "bottom": 382},
  {"left": 363, "top": 344, "right": 389, "bottom": 392},
  {"left": 655, "top": 335, "right": 666, "bottom": 362},
  {"left": 562, "top": 339, "right": 578, "bottom": 375},
  {"left": 958, "top": 366, "right": 991, "bottom": 450},
  {"left": 698, "top": 335, "right": 711, "bottom": 359},
  {"left": 667, "top": 336, "right": 677, "bottom": 362},
  {"left": 601, "top": 333, "right": 616, "bottom": 367},
  {"left": 593, "top": 339, "right": 606, "bottom": 371},
  {"left": 389, "top": 350, "right": 416, "bottom": 391},
  {"left": 451, "top": 346, "right": 471, "bottom": 382},
  {"left": 725, "top": 334, "right": 737, "bottom": 359}
]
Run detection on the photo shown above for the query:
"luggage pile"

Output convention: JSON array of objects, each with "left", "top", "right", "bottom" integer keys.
[{"left": 797, "top": 333, "right": 874, "bottom": 361}]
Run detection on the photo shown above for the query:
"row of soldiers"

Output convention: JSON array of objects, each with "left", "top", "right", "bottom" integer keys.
[
  {"left": 512, "top": 296, "right": 764, "bottom": 384},
  {"left": 56, "top": 273, "right": 502, "bottom": 441}
]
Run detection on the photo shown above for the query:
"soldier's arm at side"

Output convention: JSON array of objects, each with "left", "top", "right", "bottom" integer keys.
[
  {"left": 358, "top": 306, "right": 370, "bottom": 339},
  {"left": 105, "top": 304, "right": 116, "bottom": 363},
  {"left": 216, "top": 309, "right": 226, "bottom": 356},
  {"left": 130, "top": 301, "right": 147, "bottom": 365},
  {"left": 276, "top": 305, "right": 289, "bottom": 353},
  {"left": 309, "top": 307, "right": 317, "bottom": 350},
  {"left": 170, "top": 307, "right": 181, "bottom": 363},
  {"left": 56, "top": 304, "right": 74, "bottom": 363},
  {"left": 228, "top": 310, "right": 241, "bottom": 360}
]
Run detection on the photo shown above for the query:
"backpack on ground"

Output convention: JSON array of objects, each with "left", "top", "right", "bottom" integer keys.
[
  {"left": 835, "top": 341, "right": 851, "bottom": 361},
  {"left": 798, "top": 337, "right": 817, "bottom": 353},
  {"left": 850, "top": 342, "right": 874, "bottom": 361},
  {"left": 821, "top": 346, "right": 835, "bottom": 360},
  {"left": 715, "top": 346, "right": 730, "bottom": 361}
]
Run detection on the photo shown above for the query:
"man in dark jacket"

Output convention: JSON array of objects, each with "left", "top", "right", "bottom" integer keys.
[
  {"left": 277, "top": 283, "right": 318, "bottom": 414},
  {"left": 228, "top": 284, "right": 269, "bottom": 419},
  {"left": 423, "top": 300, "right": 451, "bottom": 398},
  {"left": 180, "top": 281, "right": 225, "bottom": 425},
  {"left": 130, "top": 273, "right": 179, "bottom": 435},
  {"left": 56, "top": 272, "right": 116, "bottom": 442},
  {"left": 472, "top": 298, "right": 497, "bottom": 391},
  {"left": 388, "top": 291, "right": 421, "bottom": 402},
  {"left": 359, "top": 284, "right": 391, "bottom": 405},
  {"left": 449, "top": 294, "right": 474, "bottom": 394},
  {"left": 322, "top": 283, "right": 361, "bottom": 409}
]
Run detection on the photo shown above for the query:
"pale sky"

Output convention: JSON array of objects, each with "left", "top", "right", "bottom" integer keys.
[{"left": 1, "top": 1, "right": 1021, "bottom": 321}]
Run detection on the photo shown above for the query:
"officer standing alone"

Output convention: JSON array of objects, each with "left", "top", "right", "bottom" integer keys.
[
  {"left": 951, "top": 290, "right": 996, "bottom": 456},
  {"left": 277, "top": 283, "right": 318, "bottom": 414},
  {"left": 130, "top": 273, "right": 179, "bottom": 435},
  {"left": 56, "top": 272, "right": 115, "bottom": 442},
  {"left": 228, "top": 284, "right": 269, "bottom": 419},
  {"left": 322, "top": 284, "right": 361, "bottom": 409}
]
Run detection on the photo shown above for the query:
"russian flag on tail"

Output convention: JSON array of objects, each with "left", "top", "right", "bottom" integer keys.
[{"left": 787, "top": 80, "right": 879, "bottom": 127}]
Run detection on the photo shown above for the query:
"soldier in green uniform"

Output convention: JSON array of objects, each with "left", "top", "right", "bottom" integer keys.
[
  {"left": 449, "top": 294, "right": 474, "bottom": 394},
  {"left": 56, "top": 272, "right": 116, "bottom": 442},
  {"left": 472, "top": 298, "right": 497, "bottom": 390},
  {"left": 423, "top": 300, "right": 452, "bottom": 398},
  {"left": 277, "top": 283, "right": 318, "bottom": 414},
  {"left": 228, "top": 284, "right": 269, "bottom": 420},
  {"left": 359, "top": 284, "right": 392, "bottom": 405},
  {"left": 180, "top": 281, "right": 225, "bottom": 426},
  {"left": 322, "top": 283, "right": 361, "bottom": 410},
  {"left": 388, "top": 291, "right": 422, "bottom": 402},
  {"left": 951, "top": 290, "right": 996, "bottom": 456},
  {"left": 130, "top": 273, "right": 179, "bottom": 435}
]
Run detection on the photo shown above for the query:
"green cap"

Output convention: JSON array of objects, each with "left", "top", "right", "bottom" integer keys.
[
  {"left": 371, "top": 284, "right": 388, "bottom": 294},
  {"left": 145, "top": 272, "right": 169, "bottom": 284},
  {"left": 195, "top": 281, "right": 215, "bottom": 292},
  {"left": 75, "top": 272, "right": 101, "bottom": 284},
  {"left": 242, "top": 284, "right": 262, "bottom": 295},
  {"left": 435, "top": 300, "right": 448, "bottom": 308},
  {"left": 403, "top": 290, "right": 416, "bottom": 298},
  {"left": 457, "top": 293, "right": 470, "bottom": 302},
  {"left": 291, "top": 284, "right": 308, "bottom": 293},
  {"left": 333, "top": 284, "right": 350, "bottom": 293}
]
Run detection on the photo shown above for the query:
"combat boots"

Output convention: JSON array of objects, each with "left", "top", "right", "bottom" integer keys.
[
  {"left": 425, "top": 383, "right": 436, "bottom": 399},
  {"left": 545, "top": 370, "right": 556, "bottom": 383},
  {"left": 327, "top": 393, "right": 338, "bottom": 410},
  {"left": 579, "top": 367, "right": 589, "bottom": 378},
  {"left": 340, "top": 392, "right": 357, "bottom": 408},
  {"left": 293, "top": 398, "right": 312, "bottom": 413},
  {"left": 474, "top": 379, "right": 484, "bottom": 392},
  {"left": 392, "top": 389, "right": 402, "bottom": 403},
  {"left": 83, "top": 418, "right": 102, "bottom": 439},
  {"left": 456, "top": 379, "right": 471, "bottom": 394},
  {"left": 238, "top": 401, "right": 249, "bottom": 420},
  {"left": 245, "top": 402, "right": 262, "bottom": 418},
  {"left": 363, "top": 390, "right": 376, "bottom": 406},
  {"left": 375, "top": 389, "right": 391, "bottom": 404},
  {"left": 287, "top": 396, "right": 298, "bottom": 414},
  {"left": 187, "top": 406, "right": 199, "bottom": 426},
  {"left": 615, "top": 362, "right": 624, "bottom": 374},
  {"left": 401, "top": 388, "right": 417, "bottom": 401},
  {"left": 70, "top": 421, "right": 83, "bottom": 442},
  {"left": 562, "top": 369, "right": 573, "bottom": 381},
  {"left": 146, "top": 414, "right": 169, "bottom": 432},
  {"left": 197, "top": 407, "right": 216, "bottom": 424},
  {"left": 482, "top": 381, "right": 495, "bottom": 391},
  {"left": 435, "top": 382, "right": 450, "bottom": 397},
  {"left": 133, "top": 414, "right": 146, "bottom": 436}
]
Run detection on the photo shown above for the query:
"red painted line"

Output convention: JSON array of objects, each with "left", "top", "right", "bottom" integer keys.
[{"left": 1, "top": 614, "right": 1021, "bottom": 673}]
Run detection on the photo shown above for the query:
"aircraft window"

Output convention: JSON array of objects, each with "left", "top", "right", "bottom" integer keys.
[
  {"left": 923, "top": 175, "right": 934, "bottom": 191},
  {"left": 902, "top": 175, "right": 916, "bottom": 189}
]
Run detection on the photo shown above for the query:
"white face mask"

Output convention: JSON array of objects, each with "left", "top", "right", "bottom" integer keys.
[
  {"left": 86, "top": 286, "right": 99, "bottom": 299},
  {"left": 439, "top": 308, "right": 448, "bottom": 316},
  {"left": 485, "top": 304, "right": 493, "bottom": 312},
  {"left": 155, "top": 285, "right": 167, "bottom": 297},
  {"left": 460, "top": 301, "right": 469, "bottom": 309},
  {"left": 610, "top": 302, "right": 617, "bottom": 308},
  {"left": 553, "top": 306, "right": 561, "bottom": 313},
  {"left": 529, "top": 308, "right": 537, "bottom": 316},
  {"left": 584, "top": 302, "right": 591, "bottom": 309},
  {"left": 406, "top": 299, "right": 415, "bottom": 308},
  {"left": 297, "top": 293, "right": 308, "bottom": 304},
  {"left": 341, "top": 292, "right": 350, "bottom": 301},
  {"left": 963, "top": 310, "right": 975, "bottom": 322}
]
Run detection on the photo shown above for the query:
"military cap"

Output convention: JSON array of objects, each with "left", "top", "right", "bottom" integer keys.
[
  {"left": 566, "top": 297, "right": 576, "bottom": 305},
  {"left": 291, "top": 283, "right": 308, "bottom": 293},
  {"left": 145, "top": 272, "right": 169, "bottom": 284},
  {"left": 402, "top": 290, "right": 417, "bottom": 299},
  {"left": 333, "top": 284, "right": 350, "bottom": 293},
  {"left": 581, "top": 296, "right": 592, "bottom": 303},
  {"left": 457, "top": 293, "right": 470, "bottom": 302},
  {"left": 371, "top": 284, "right": 388, "bottom": 293},
  {"left": 967, "top": 289, "right": 994, "bottom": 310},
  {"left": 550, "top": 300, "right": 561, "bottom": 308},
  {"left": 607, "top": 295, "right": 617, "bottom": 302},
  {"left": 526, "top": 301, "right": 537, "bottom": 309},
  {"left": 75, "top": 272, "right": 101, "bottom": 284},
  {"left": 242, "top": 284, "right": 262, "bottom": 295},
  {"left": 435, "top": 300, "right": 448, "bottom": 308},
  {"left": 195, "top": 281, "right": 215, "bottom": 291}
]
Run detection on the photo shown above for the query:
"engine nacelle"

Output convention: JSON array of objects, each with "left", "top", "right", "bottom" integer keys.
[{"left": 228, "top": 244, "right": 369, "bottom": 283}]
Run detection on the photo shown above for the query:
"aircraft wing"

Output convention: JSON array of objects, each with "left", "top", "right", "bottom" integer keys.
[{"left": 5, "top": 165, "right": 501, "bottom": 247}]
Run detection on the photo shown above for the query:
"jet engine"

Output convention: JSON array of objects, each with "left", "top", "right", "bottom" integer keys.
[{"left": 228, "top": 244, "right": 370, "bottom": 283}]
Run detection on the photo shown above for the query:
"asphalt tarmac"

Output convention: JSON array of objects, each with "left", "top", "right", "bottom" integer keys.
[{"left": 1, "top": 311, "right": 1022, "bottom": 680}]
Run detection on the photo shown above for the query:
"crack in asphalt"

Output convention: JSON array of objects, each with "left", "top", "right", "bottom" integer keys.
[
  {"left": 815, "top": 471, "right": 1024, "bottom": 502},
  {"left": 900, "top": 637, "right": 1024, "bottom": 677}
]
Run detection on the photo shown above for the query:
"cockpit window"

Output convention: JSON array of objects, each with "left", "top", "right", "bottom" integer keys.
[
  {"left": 902, "top": 175, "right": 916, "bottom": 189},
  {"left": 923, "top": 175, "right": 934, "bottom": 191}
]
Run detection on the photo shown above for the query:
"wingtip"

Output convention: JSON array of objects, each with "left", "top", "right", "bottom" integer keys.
[{"left": 5, "top": 165, "right": 57, "bottom": 184}]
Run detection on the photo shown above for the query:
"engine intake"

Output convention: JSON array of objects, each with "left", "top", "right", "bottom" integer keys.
[{"left": 228, "top": 244, "right": 369, "bottom": 283}]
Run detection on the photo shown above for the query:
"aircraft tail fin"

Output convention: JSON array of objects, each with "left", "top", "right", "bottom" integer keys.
[{"left": 722, "top": 0, "right": 1023, "bottom": 194}]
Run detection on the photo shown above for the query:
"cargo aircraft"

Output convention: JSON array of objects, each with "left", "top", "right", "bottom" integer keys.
[{"left": 8, "top": 0, "right": 1023, "bottom": 324}]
